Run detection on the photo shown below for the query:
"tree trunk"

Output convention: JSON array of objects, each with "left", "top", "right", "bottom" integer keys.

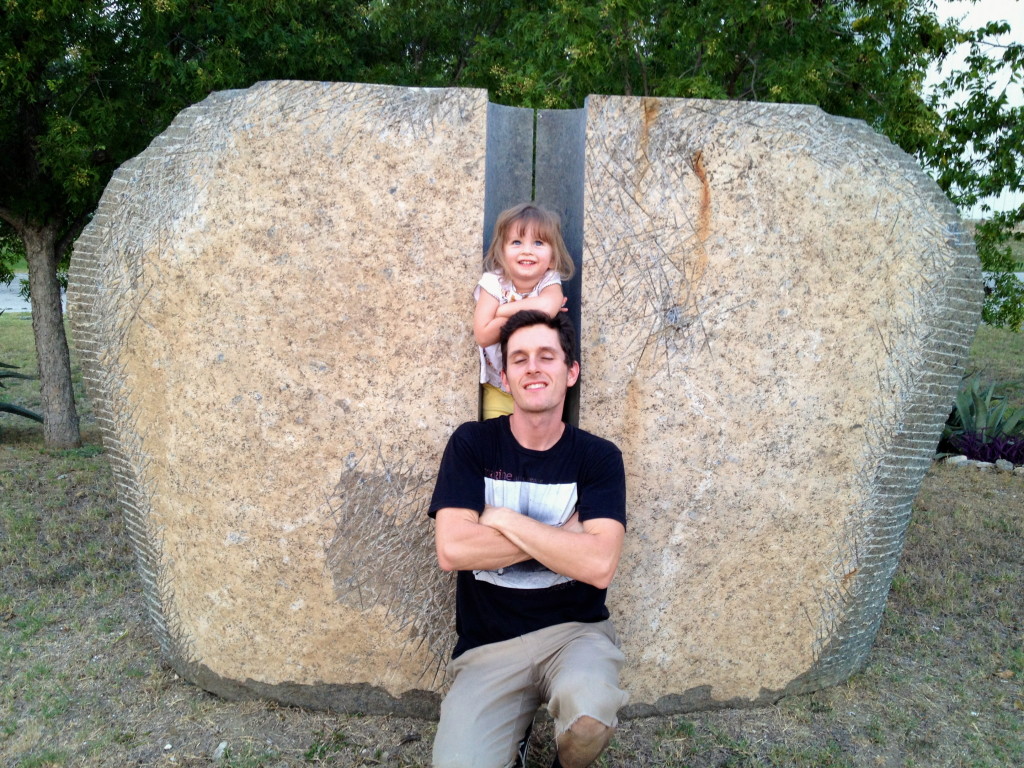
[{"left": 23, "top": 221, "right": 81, "bottom": 448}]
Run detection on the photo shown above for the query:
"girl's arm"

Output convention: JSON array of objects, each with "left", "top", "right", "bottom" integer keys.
[
  {"left": 494, "top": 284, "right": 566, "bottom": 319},
  {"left": 474, "top": 291, "right": 506, "bottom": 347}
]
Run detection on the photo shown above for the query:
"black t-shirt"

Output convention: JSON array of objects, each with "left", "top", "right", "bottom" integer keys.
[{"left": 429, "top": 416, "right": 626, "bottom": 658}]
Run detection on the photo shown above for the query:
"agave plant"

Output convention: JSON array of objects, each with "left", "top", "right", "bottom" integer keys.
[{"left": 941, "top": 374, "right": 1024, "bottom": 464}]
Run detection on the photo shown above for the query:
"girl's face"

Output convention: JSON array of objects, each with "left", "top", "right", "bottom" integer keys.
[{"left": 502, "top": 223, "right": 554, "bottom": 291}]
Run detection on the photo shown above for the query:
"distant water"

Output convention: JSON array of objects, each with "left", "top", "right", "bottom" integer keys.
[{"left": 0, "top": 274, "right": 67, "bottom": 314}]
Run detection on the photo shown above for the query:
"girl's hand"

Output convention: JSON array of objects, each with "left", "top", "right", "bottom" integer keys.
[{"left": 494, "top": 284, "right": 566, "bottom": 320}]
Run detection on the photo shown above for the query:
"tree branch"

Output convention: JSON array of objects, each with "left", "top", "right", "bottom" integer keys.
[
  {"left": 0, "top": 206, "right": 27, "bottom": 233},
  {"left": 56, "top": 211, "right": 91, "bottom": 259}
]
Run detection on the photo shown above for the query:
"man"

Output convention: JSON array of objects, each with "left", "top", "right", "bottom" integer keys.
[{"left": 429, "top": 310, "right": 628, "bottom": 768}]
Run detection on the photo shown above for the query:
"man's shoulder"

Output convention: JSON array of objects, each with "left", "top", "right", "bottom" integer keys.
[
  {"left": 450, "top": 417, "right": 506, "bottom": 443},
  {"left": 564, "top": 422, "right": 622, "bottom": 458}
]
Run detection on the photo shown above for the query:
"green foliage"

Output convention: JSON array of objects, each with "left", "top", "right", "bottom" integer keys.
[
  {"left": 361, "top": 1, "right": 1021, "bottom": 324},
  {"left": 1, "top": 221, "right": 26, "bottom": 285},
  {"left": 362, "top": 0, "right": 953, "bottom": 125},
  {"left": 1, "top": 2, "right": 139, "bottom": 222},
  {"left": 136, "top": 0, "right": 371, "bottom": 127},
  {"left": 923, "top": 17, "right": 1024, "bottom": 329},
  {"left": 968, "top": 323, "right": 1024, "bottom": 410},
  {"left": 975, "top": 218, "right": 1024, "bottom": 330},
  {"left": 0, "top": 0, "right": 1020, "bottom": 449},
  {"left": 941, "top": 374, "right": 1024, "bottom": 463},
  {"left": 945, "top": 375, "right": 1022, "bottom": 439}
]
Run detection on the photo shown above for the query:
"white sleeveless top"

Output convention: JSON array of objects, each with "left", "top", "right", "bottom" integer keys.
[{"left": 473, "top": 269, "right": 562, "bottom": 390}]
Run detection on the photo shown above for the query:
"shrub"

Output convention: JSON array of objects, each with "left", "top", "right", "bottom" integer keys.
[
  {"left": 950, "top": 432, "right": 1024, "bottom": 465},
  {"left": 940, "top": 374, "right": 1024, "bottom": 464}
]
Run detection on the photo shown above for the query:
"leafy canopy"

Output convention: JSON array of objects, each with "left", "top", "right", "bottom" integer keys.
[
  {"left": 362, "top": 0, "right": 1022, "bottom": 327},
  {"left": 1, "top": 0, "right": 1020, "bottom": 327}
]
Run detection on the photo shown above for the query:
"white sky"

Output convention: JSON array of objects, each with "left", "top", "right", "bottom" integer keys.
[{"left": 930, "top": 0, "right": 1023, "bottom": 215}]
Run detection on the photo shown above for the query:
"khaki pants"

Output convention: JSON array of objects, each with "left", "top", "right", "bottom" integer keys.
[{"left": 432, "top": 620, "right": 628, "bottom": 768}]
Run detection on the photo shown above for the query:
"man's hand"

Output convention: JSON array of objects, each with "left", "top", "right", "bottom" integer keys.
[
  {"left": 480, "top": 506, "right": 582, "bottom": 532},
  {"left": 479, "top": 504, "right": 517, "bottom": 529}
]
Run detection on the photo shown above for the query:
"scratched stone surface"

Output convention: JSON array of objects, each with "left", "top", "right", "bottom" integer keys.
[
  {"left": 68, "top": 81, "right": 486, "bottom": 713},
  {"left": 579, "top": 96, "right": 982, "bottom": 711},
  {"left": 70, "top": 85, "right": 981, "bottom": 717}
]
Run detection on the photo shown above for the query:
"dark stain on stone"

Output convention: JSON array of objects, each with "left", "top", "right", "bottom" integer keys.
[
  {"left": 171, "top": 656, "right": 441, "bottom": 718},
  {"left": 640, "top": 97, "right": 659, "bottom": 152},
  {"left": 691, "top": 149, "right": 711, "bottom": 247}
]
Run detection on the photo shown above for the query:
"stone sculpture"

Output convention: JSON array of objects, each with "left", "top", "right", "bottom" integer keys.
[
  {"left": 68, "top": 81, "right": 981, "bottom": 715},
  {"left": 580, "top": 96, "right": 981, "bottom": 710}
]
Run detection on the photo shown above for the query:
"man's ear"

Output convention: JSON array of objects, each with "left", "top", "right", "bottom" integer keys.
[
  {"left": 567, "top": 361, "right": 580, "bottom": 388},
  {"left": 500, "top": 370, "right": 509, "bottom": 391}
]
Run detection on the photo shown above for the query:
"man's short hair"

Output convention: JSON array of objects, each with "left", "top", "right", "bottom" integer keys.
[{"left": 499, "top": 310, "right": 578, "bottom": 372}]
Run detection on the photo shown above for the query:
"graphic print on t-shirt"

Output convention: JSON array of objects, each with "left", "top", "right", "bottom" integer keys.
[{"left": 474, "top": 478, "right": 578, "bottom": 590}]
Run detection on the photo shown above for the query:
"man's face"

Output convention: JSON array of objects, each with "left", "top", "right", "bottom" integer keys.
[{"left": 500, "top": 324, "right": 579, "bottom": 416}]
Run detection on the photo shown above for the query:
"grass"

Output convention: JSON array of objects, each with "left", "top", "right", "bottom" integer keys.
[
  {"left": 1, "top": 311, "right": 40, "bottom": 421},
  {"left": 1006, "top": 230, "right": 1023, "bottom": 268},
  {"left": 1, "top": 254, "right": 28, "bottom": 276},
  {"left": 967, "top": 323, "right": 1024, "bottom": 409},
  {"left": 1, "top": 314, "right": 1022, "bottom": 767}
]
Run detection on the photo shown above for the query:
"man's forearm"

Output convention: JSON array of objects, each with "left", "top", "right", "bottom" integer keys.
[
  {"left": 480, "top": 507, "right": 624, "bottom": 589},
  {"left": 434, "top": 507, "right": 533, "bottom": 572}
]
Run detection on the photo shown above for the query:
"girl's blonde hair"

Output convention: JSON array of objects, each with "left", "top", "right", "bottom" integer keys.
[{"left": 483, "top": 203, "right": 575, "bottom": 280}]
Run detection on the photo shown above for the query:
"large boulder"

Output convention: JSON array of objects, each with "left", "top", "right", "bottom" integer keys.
[
  {"left": 581, "top": 96, "right": 981, "bottom": 709},
  {"left": 70, "top": 82, "right": 482, "bottom": 713},
  {"left": 68, "top": 83, "right": 981, "bottom": 715}
]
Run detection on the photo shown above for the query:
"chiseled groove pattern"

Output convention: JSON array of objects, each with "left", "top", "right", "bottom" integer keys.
[
  {"left": 323, "top": 449, "right": 456, "bottom": 687},
  {"left": 770, "top": 113, "right": 982, "bottom": 691},
  {"left": 584, "top": 109, "right": 720, "bottom": 378},
  {"left": 69, "top": 82, "right": 483, "bottom": 704},
  {"left": 68, "top": 91, "right": 241, "bottom": 663},
  {"left": 70, "top": 88, "right": 982, "bottom": 710},
  {"left": 583, "top": 97, "right": 981, "bottom": 705}
]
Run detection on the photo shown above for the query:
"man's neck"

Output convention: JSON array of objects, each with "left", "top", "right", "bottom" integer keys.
[{"left": 507, "top": 410, "right": 566, "bottom": 451}]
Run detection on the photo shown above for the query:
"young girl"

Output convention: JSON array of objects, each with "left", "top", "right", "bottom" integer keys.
[{"left": 474, "top": 203, "right": 575, "bottom": 419}]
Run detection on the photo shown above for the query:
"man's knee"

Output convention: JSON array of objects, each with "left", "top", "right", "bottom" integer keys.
[
  {"left": 548, "top": 673, "right": 625, "bottom": 727},
  {"left": 555, "top": 715, "right": 615, "bottom": 768},
  {"left": 566, "top": 715, "right": 613, "bottom": 743}
]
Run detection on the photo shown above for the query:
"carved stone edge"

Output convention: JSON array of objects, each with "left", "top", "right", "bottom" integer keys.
[{"left": 69, "top": 88, "right": 246, "bottom": 668}]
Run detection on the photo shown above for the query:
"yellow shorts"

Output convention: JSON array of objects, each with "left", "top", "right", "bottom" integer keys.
[{"left": 482, "top": 383, "right": 514, "bottom": 420}]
